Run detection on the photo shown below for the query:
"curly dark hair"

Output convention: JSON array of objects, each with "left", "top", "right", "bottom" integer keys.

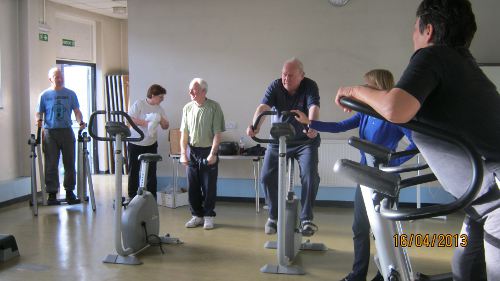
[
  {"left": 416, "top": 0, "right": 476, "bottom": 48},
  {"left": 146, "top": 84, "right": 166, "bottom": 98}
]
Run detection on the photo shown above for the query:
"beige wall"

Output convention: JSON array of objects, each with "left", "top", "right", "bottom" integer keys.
[
  {"left": 127, "top": 0, "right": 500, "bottom": 178},
  {"left": 0, "top": 0, "right": 127, "bottom": 182},
  {"left": 2, "top": 0, "right": 499, "bottom": 183},
  {"left": 0, "top": 0, "right": 22, "bottom": 181}
]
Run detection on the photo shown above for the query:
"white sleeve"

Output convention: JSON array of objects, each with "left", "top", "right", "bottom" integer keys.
[{"left": 128, "top": 100, "right": 140, "bottom": 118}]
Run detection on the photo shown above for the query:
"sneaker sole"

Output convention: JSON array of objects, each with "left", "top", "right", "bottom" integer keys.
[
  {"left": 185, "top": 221, "right": 204, "bottom": 228},
  {"left": 185, "top": 224, "right": 203, "bottom": 228}
]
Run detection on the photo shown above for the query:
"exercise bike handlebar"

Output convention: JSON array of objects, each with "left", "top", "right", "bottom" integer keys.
[
  {"left": 251, "top": 110, "right": 313, "bottom": 145},
  {"left": 251, "top": 111, "right": 279, "bottom": 144},
  {"left": 339, "top": 97, "right": 483, "bottom": 221},
  {"left": 88, "top": 110, "right": 144, "bottom": 142}
]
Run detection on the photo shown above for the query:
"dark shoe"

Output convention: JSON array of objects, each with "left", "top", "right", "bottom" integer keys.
[
  {"left": 65, "top": 191, "right": 80, "bottom": 205},
  {"left": 300, "top": 220, "right": 318, "bottom": 237},
  {"left": 47, "top": 193, "right": 60, "bottom": 205},
  {"left": 264, "top": 219, "right": 277, "bottom": 235},
  {"left": 370, "top": 271, "right": 383, "bottom": 281},
  {"left": 339, "top": 272, "right": 363, "bottom": 281}
]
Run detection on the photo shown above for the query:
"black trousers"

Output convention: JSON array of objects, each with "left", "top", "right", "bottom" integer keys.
[
  {"left": 127, "top": 142, "right": 158, "bottom": 199},
  {"left": 187, "top": 146, "right": 218, "bottom": 217},
  {"left": 351, "top": 185, "right": 371, "bottom": 280}
]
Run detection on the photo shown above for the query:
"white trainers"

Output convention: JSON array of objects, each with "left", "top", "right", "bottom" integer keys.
[
  {"left": 185, "top": 216, "right": 204, "bottom": 228},
  {"left": 203, "top": 216, "right": 215, "bottom": 230}
]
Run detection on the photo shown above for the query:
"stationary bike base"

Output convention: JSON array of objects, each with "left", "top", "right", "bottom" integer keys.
[
  {"left": 264, "top": 240, "right": 327, "bottom": 251},
  {"left": 260, "top": 264, "right": 305, "bottom": 275},
  {"left": 103, "top": 254, "right": 142, "bottom": 265},
  {"left": 29, "top": 198, "right": 82, "bottom": 206}
]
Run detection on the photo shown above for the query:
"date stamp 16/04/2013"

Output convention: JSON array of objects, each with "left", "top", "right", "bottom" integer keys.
[{"left": 394, "top": 233, "right": 468, "bottom": 248}]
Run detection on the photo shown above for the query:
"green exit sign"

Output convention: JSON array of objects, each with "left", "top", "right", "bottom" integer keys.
[
  {"left": 39, "top": 33, "right": 48, "bottom": 42},
  {"left": 62, "top": 39, "right": 75, "bottom": 47}
]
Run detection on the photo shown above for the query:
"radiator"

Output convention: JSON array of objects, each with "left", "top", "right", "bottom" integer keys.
[{"left": 292, "top": 139, "right": 360, "bottom": 187}]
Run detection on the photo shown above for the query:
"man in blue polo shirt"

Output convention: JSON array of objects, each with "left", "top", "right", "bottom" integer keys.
[
  {"left": 35, "top": 67, "right": 85, "bottom": 205},
  {"left": 247, "top": 58, "right": 321, "bottom": 236}
]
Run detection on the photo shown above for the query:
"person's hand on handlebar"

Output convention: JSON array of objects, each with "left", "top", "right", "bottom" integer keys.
[
  {"left": 305, "top": 128, "right": 318, "bottom": 139},
  {"left": 79, "top": 121, "right": 87, "bottom": 130},
  {"left": 291, "top": 110, "right": 311, "bottom": 125},
  {"left": 335, "top": 86, "right": 361, "bottom": 113},
  {"left": 290, "top": 110, "right": 318, "bottom": 139},
  {"left": 246, "top": 125, "right": 259, "bottom": 138}
]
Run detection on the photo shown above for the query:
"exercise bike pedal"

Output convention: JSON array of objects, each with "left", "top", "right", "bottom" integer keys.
[
  {"left": 113, "top": 197, "right": 129, "bottom": 210},
  {"left": 159, "top": 234, "right": 183, "bottom": 244},
  {"left": 300, "top": 239, "right": 328, "bottom": 251},
  {"left": 121, "top": 196, "right": 131, "bottom": 207}
]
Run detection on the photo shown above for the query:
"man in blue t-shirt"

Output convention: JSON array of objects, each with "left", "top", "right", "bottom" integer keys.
[
  {"left": 247, "top": 58, "right": 321, "bottom": 236},
  {"left": 335, "top": 1, "right": 499, "bottom": 280},
  {"left": 35, "top": 67, "right": 85, "bottom": 205}
]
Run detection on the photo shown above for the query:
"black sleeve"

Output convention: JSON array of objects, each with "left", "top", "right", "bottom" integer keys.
[{"left": 395, "top": 48, "right": 441, "bottom": 105}]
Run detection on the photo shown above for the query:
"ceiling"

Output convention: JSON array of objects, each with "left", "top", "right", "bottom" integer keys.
[{"left": 49, "top": 0, "right": 128, "bottom": 20}]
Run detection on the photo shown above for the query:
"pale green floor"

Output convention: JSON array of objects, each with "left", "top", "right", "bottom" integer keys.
[{"left": 0, "top": 175, "right": 463, "bottom": 281}]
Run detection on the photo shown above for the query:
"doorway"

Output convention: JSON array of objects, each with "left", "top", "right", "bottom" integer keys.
[{"left": 56, "top": 60, "right": 97, "bottom": 173}]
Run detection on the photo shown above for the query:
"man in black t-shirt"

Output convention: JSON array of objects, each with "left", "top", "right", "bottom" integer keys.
[
  {"left": 335, "top": 1, "right": 499, "bottom": 280},
  {"left": 247, "top": 58, "right": 321, "bottom": 237}
]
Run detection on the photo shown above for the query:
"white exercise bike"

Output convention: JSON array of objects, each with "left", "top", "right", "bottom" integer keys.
[{"left": 89, "top": 110, "right": 181, "bottom": 265}]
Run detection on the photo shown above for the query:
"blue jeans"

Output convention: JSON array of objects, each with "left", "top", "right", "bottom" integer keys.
[{"left": 261, "top": 138, "right": 320, "bottom": 221}]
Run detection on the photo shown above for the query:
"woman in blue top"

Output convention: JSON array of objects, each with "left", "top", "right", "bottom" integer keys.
[{"left": 293, "top": 69, "right": 416, "bottom": 281}]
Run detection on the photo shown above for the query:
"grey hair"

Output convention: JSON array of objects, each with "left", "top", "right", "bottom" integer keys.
[
  {"left": 48, "top": 67, "right": 61, "bottom": 78},
  {"left": 189, "top": 78, "right": 208, "bottom": 93},
  {"left": 284, "top": 57, "right": 304, "bottom": 74}
]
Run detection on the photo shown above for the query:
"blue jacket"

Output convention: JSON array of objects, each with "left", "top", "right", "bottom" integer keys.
[{"left": 310, "top": 112, "right": 416, "bottom": 166}]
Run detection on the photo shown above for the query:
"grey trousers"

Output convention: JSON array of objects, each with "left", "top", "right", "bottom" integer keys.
[
  {"left": 42, "top": 128, "right": 76, "bottom": 193},
  {"left": 452, "top": 207, "right": 500, "bottom": 281},
  {"left": 413, "top": 132, "right": 500, "bottom": 281}
]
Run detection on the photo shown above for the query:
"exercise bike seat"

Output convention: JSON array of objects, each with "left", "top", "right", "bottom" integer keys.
[
  {"left": 270, "top": 123, "right": 295, "bottom": 139},
  {"left": 138, "top": 153, "right": 162, "bottom": 163}
]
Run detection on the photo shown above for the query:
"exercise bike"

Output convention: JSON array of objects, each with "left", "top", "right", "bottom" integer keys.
[
  {"left": 334, "top": 97, "right": 484, "bottom": 281},
  {"left": 89, "top": 110, "right": 181, "bottom": 266},
  {"left": 251, "top": 110, "right": 327, "bottom": 275},
  {"left": 28, "top": 126, "right": 96, "bottom": 216}
]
